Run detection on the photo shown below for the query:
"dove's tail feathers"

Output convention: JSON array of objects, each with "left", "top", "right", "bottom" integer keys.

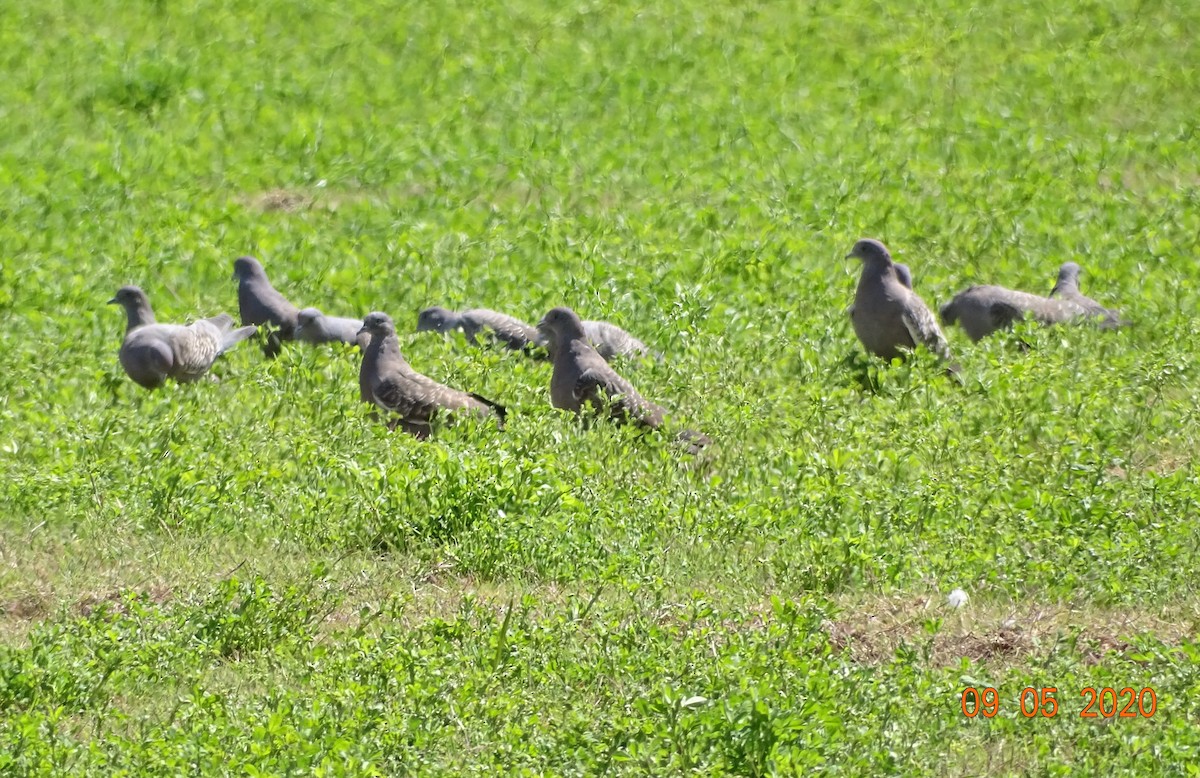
[
  {"left": 220, "top": 325, "right": 258, "bottom": 353},
  {"left": 468, "top": 392, "right": 508, "bottom": 428},
  {"left": 204, "top": 313, "right": 236, "bottom": 331}
]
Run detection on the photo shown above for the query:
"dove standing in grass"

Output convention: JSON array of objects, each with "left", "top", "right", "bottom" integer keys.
[
  {"left": 296, "top": 307, "right": 369, "bottom": 349},
  {"left": 109, "top": 286, "right": 256, "bottom": 389},
  {"left": 359, "top": 312, "right": 506, "bottom": 438},
  {"left": 232, "top": 256, "right": 300, "bottom": 357},
  {"left": 1049, "top": 262, "right": 1124, "bottom": 328},
  {"left": 416, "top": 306, "right": 543, "bottom": 352},
  {"left": 940, "top": 285, "right": 1090, "bottom": 341},
  {"left": 847, "top": 239, "right": 954, "bottom": 364},
  {"left": 538, "top": 306, "right": 708, "bottom": 451}
]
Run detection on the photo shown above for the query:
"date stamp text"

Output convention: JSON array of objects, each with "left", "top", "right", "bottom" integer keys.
[{"left": 960, "top": 687, "right": 1157, "bottom": 719}]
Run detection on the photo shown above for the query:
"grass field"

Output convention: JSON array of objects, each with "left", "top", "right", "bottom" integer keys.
[{"left": 2, "top": 0, "right": 1200, "bottom": 774}]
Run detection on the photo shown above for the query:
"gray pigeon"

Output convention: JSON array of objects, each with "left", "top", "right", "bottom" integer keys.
[
  {"left": 359, "top": 312, "right": 506, "bottom": 438},
  {"left": 296, "top": 307, "right": 370, "bottom": 349},
  {"left": 538, "top": 306, "right": 708, "bottom": 451},
  {"left": 232, "top": 256, "right": 300, "bottom": 357},
  {"left": 109, "top": 285, "right": 256, "bottom": 389},
  {"left": 1049, "top": 262, "right": 1124, "bottom": 327},
  {"left": 940, "top": 285, "right": 1090, "bottom": 341},
  {"left": 847, "top": 239, "right": 954, "bottom": 364},
  {"left": 416, "top": 306, "right": 542, "bottom": 352}
]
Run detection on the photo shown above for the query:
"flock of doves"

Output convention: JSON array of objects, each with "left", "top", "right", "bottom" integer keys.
[{"left": 108, "top": 238, "right": 1124, "bottom": 450}]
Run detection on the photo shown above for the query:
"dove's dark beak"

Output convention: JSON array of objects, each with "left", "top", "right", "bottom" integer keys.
[
  {"left": 357, "top": 325, "right": 369, "bottom": 337},
  {"left": 107, "top": 296, "right": 119, "bottom": 305}
]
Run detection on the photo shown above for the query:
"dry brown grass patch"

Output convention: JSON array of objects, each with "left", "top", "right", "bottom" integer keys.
[
  {"left": 824, "top": 593, "right": 1196, "bottom": 668},
  {"left": 238, "top": 184, "right": 432, "bottom": 213},
  {"left": 76, "top": 584, "right": 174, "bottom": 618},
  {"left": 243, "top": 188, "right": 314, "bottom": 212}
]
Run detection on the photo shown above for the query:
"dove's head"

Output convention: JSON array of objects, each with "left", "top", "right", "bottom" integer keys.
[
  {"left": 296, "top": 307, "right": 323, "bottom": 327},
  {"left": 359, "top": 311, "right": 396, "bottom": 338},
  {"left": 846, "top": 238, "right": 893, "bottom": 267},
  {"left": 232, "top": 256, "right": 267, "bottom": 282},
  {"left": 108, "top": 285, "right": 155, "bottom": 327},
  {"left": 1056, "top": 262, "right": 1082, "bottom": 287},
  {"left": 537, "top": 306, "right": 587, "bottom": 340},
  {"left": 415, "top": 306, "right": 458, "bottom": 333},
  {"left": 107, "top": 285, "right": 147, "bottom": 307}
]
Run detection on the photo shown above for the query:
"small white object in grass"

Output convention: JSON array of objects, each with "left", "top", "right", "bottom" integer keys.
[
  {"left": 680, "top": 695, "right": 708, "bottom": 709},
  {"left": 947, "top": 589, "right": 969, "bottom": 608}
]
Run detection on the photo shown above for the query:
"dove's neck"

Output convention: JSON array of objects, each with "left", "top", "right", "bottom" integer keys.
[
  {"left": 857, "top": 259, "right": 902, "bottom": 296},
  {"left": 552, "top": 328, "right": 587, "bottom": 356},
  {"left": 1052, "top": 275, "right": 1079, "bottom": 296},
  {"left": 860, "top": 256, "right": 895, "bottom": 280},
  {"left": 241, "top": 274, "right": 281, "bottom": 300},
  {"left": 244, "top": 269, "right": 272, "bottom": 287},
  {"left": 124, "top": 300, "right": 156, "bottom": 330},
  {"left": 367, "top": 331, "right": 411, "bottom": 371}
]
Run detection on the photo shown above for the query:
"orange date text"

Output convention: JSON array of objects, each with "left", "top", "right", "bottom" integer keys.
[{"left": 960, "top": 687, "right": 1156, "bottom": 719}]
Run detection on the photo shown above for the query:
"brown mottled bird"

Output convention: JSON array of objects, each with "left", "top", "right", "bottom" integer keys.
[
  {"left": 232, "top": 256, "right": 300, "bottom": 358},
  {"left": 1049, "top": 262, "right": 1125, "bottom": 328},
  {"left": 847, "top": 239, "right": 954, "bottom": 364},
  {"left": 940, "top": 285, "right": 1091, "bottom": 341},
  {"left": 296, "top": 307, "right": 370, "bottom": 349},
  {"left": 538, "top": 306, "right": 708, "bottom": 451},
  {"left": 358, "top": 312, "right": 505, "bottom": 438},
  {"left": 416, "top": 306, "right": 543, "bottom": 352},
  {"left": 109, "top": 285, "right": 256, "bottom": 389}
]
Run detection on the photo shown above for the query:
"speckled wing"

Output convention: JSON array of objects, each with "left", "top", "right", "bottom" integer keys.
[
  {"left": 575, "top": 362, "right": 665, "bottom": 428},
  {"left": 169, "top": 321, "right": 226, "bottom": 381},
  {"left": 462, "top": 309, "right": 544, "bottom": 350},
  {"left": 583, "top": 320, "right": 651, "bottom": 361},
  {"left": 900, "top": 293, "right": 953, "bottom": 362},
  {"left": 371, "top": 372, "right": 451, "bottom": 427},
  {"left": 372, "top": 370, "right": 499, "bottom": 429}
]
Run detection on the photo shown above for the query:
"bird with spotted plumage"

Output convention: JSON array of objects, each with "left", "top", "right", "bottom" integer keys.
[
  {"left": 846, "top": 238, "right": 955, "bottom": 366},
  {"left": 537, "top": 306, "right": 708, "bottom": 452},
  {"left": 359, "top": 312, "right": 506, "bottom": 439},
  {"left": 108, "top": 285, "right": 256, "bottom": 389}
]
